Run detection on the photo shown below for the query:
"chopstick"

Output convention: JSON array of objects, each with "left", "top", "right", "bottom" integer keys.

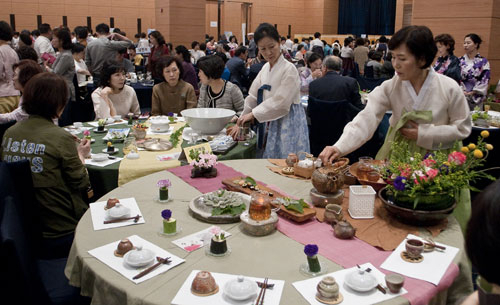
[
  {"left": 259, "top": 277, "right": 268, "bottom": 305},
  {"left": 103, "top": 214, "right": 141, "bottom": 224},
  {"left": 254, "top": 277, "right": 267, "bottom": 305},
  {"left": 357, "top": 264, "right": 386, "bottom": 294},
  {"left": 424, "top": 241, "right": 446, "bottom": 250},
  {"left": 132, "top": 256, "right": 171, "bottom": 280}
]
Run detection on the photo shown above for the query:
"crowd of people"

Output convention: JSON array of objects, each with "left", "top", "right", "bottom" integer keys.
[{"left": 0, "top": 19, "right": 499, "bottom": 303}]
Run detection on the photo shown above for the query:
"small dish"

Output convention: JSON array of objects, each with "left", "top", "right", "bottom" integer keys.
[
  {"left": 157, "top": 226, "right": 182, "bottom": 237},
  {"left": 113, "top": 115, "right": 122, "bottom": 122},
  {"left": 344, "top": 269, "right": 378, "bottom": 292},
  {"left": 123, "top": 246, "right": 155, "bottom": 268},
  {"left": 102, "top": 147, "right": 119, "bottom": 154},
  {"left": 106, "top": 203, "right": 131, "bottom": 219},
  {"left": 91, "top": 153, "right": 108, "bottom": 162},
  {"left": 299, "top": 262, "right": 328, "bottom": 277},
  {"left": 223, "top": 276, "right": 258, "bottom": 301},
  {"left": 154, "top": 195, "right": 172, "bottom": 203},
  {"left": 93, "top": 128, "right": 108, "bottom": 134}
]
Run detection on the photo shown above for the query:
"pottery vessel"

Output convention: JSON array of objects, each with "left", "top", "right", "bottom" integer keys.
[
  {"left": 210, "top": 237, "right": 227, "bottom": 254},
  {"left": 132, "top": 128, "right": 147, "bottom": 140},
  {"left": 286, "top": 153, "right": 298, "bottom": 167},
  {"left": 324, "top": 204, "right": 343, "bottom": 224},
  {"left": 115, "top": 239, "right": 134, "bottom": 256},
  {"left": 312, "top": 167, "right": 345, "bottom": 194},
  {"left": 367, "top": 171, "right": 381, "bottom": 182},
  {"left": 316, "top": 276, "right": 339, "bottom": 300},
  {"left": 310, "top": 189, "right": 344, "bottom": 208},
  {"left": 106, "top": 198, "right": 119, "bottom": 209},
  {"left": 405, "top": 239, "right": 424, "bottom": 258},
  {"left": 333, "top": 220, "right": 356, "bottom": 239},
  {"left": 191, "top": 271, "right": 218, "bottom": 295},
  {"left": 385, "top": 273, "right": 405, "bottom": 293},
  {"left": 223, "top": 276, "right": 258, "bottom": 301}
]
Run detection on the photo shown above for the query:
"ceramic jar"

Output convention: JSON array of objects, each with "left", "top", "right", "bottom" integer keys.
[
  {"left": 323, "top": 204, "right": 343, "bottom": 224},
  {"left": 191, "top": 271, "right": 218, "bottom": 295},
  {"left": 312, "top": 167, "right": 345, "bottom": 194},
  {"left": 286, "top": 153, "right": 298, "bottom": 167},
  {"left": 316, "top": 276, "right": 339, "bottom": 300}
]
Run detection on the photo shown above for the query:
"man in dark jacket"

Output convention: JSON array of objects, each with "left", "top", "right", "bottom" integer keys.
[
  {"left": 226, "top": 46, "right": 249, "bottom": 92},
  {"left": 309, "top": 55, "right": 363, "bottom": 109}
]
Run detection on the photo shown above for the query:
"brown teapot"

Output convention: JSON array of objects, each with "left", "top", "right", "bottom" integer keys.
[
  {"left": 286, "top": 153, "right": 298, "bottom": 167},
  {"left": 332, "top": 220, "right": 356, "bottom": 239},
  {"left": 312, "top": 167, "right": 345, "bottom": 194}
]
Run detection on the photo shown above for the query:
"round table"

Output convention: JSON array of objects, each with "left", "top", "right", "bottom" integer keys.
[{"left": 65, "top": 159, "right": 470, "bottom": 305}]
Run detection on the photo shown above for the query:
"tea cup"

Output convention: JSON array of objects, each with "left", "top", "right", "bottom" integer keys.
[
  {"left": 324, "top": 204, "right": 343, "bottom": 224},
  {"left": 385, "top": 273, "right": 404, "bottom": 293},
  {"left": 405, "top": 239, "right": 424, "bottom": 258}
]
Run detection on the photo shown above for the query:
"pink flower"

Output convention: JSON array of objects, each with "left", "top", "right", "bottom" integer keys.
[
  {"left": 209, "top": 226, "right": 221, "bottom": 235},
  {"left": 400, "top": 167, "right": 412, "bottom": 178},
  {"left": 426, "top": 169, "right": 439, "bottom": 179},
  {"left": 422, "top": 159, "right": 436, "bottom": 167},
  {"left": 83, "top": 130, "right": 90, "bottom": 137},
  {"left": 448, "top": 151, "right": 466, "bottom": 165}
]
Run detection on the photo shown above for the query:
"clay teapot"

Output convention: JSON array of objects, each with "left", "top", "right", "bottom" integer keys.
[
  {"left": 312, "top": 167, "right": 345, "bottom": 194},
  {"left": 286, "top": 153, "right": 298, "bottom": 167},
  {"left": 332, "top": 220, "right": 356, "bottom": 239}
]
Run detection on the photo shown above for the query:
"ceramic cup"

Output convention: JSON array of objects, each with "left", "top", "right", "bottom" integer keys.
[
  {"left": 324, "top": 204, "right": 343, "bottom": 224},
  {"left": 405, "top": 239, "right": 424, "bottom": 258},
  {"left": 385, "top": 273, "right": 405, "bottom": 293}
]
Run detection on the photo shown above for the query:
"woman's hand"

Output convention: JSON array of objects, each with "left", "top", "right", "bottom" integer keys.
[
  {"left": 229, "top": 124, "right": 240, "bottom": 140},
  {"left": 237, "top": 112, "right": 254, "bottom": 126},
  {"left": 77, "top": 138, "right": 91, "bottom": 164},
  {"left": 312, "top": 69, "right": 323, "bottom": 79},
  {"left": 399, "top": 120, "right": 419, "bottom": 140},
  {"left": 319, "top": 146, "right": 341, "bottom": 165},
  {"left": 100, "top": 86, "right": 114, "bottom": 97},
  {"left": 230, "top": 115, "right": 238, "bottom": 123}
]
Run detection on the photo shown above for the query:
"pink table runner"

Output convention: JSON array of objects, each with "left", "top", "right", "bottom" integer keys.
[{"left": 168, "top": 164, "right": 460, "bottom": 305}]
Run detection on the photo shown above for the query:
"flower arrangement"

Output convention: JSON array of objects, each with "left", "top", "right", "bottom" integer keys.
[
  {"left": 304, "top": 244, "right": 321, "bottom": 272},
  {"left": 97, "top": 119, "right": 106, "bottom": 131},
  {"left": 161, "top": 209, "right": 172, "bottom": 220},
  {"left": 210, "top": 226, "right": 225, "bottom": 241},
  {"left": 132, "top": 122, "right": 148, "bottom": 130},
  {"left": 157, "top": 179, "right": 171, "bottom": 201},
  {"left": 161, "top": 209, "right": 176, "bottom": 234},
  {"left": 383, "top": 132, "right": 494, "bottom": 210},
  {"left": 83, "top": 130, "right": 91, "bottom": 140},
  {"left": 190, "top": 152, "right": 218, "bottom": 169},
  {"left": 167, "top": 112, "right": 176, "bottom": 123}
]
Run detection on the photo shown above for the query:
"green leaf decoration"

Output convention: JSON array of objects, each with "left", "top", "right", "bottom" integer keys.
[
  {"left": 211, "top": 203, "right": 246, "bottom": 216},
  {"left": 244, "top": 176, "right": 257, "bottom": 186}
]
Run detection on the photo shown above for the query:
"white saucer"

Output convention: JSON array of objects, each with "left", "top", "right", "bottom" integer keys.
[{"left": 157, "top": 226, "right": 182, "bottom": 237}]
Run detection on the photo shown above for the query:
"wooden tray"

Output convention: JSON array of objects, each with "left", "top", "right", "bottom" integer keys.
[
  {"left": 222, "top": 177, "right": 316, "bottom": 223},
  {"left": 349, "top": 161, "right": 387, "bottom": 192}
]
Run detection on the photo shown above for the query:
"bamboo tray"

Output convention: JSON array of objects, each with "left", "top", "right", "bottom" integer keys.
[{"left": 222, "top": 177, "right": 316, "bottom": 223}]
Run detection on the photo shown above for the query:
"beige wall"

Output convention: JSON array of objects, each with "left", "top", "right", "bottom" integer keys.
[{"left": 0, "top": 0, "right": 155, "bottom": 39}]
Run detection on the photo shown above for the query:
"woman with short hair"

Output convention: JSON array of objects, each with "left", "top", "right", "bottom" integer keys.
[
  {"left": 0, "top": 21, "right": 20, "bottom": 113},
  {"left": 460, "top": 33, "right": 490, "bottom": 109},
  {"left": 151, "top": 56, "right": 196, "bottom": 115},
  {"left": 1, "top": 72, "right": 91, "bottom": 258},
  {"left": 433, "top": 33, "right": 461, "bottom": 83},
  {"left": 91, "top": 59, "right": 140, "bottom": 119},
  {"left": 47, "top": 29, "right": 76, "bottom": 103},
  {"left": 197, "top": 55, "right": 244, "bottom": 117},
  {"left": 174, "top": 45, "right": 199, "bottom": 94}
]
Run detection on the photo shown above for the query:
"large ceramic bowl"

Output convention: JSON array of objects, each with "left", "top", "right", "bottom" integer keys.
[{"left": 181, "top": 108, "right": 235, "bottom": 135}]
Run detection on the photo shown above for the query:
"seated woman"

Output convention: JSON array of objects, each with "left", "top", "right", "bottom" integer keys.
[
  {"left": 365, "top": 50, "right": 384, "bottom": 78},
  {"left": 299, "top": 52, "right": 322, "bottom": 96},
  {"left": 151, "top": 56, "right": 197, "bottom": 115},
  {"left": 197, "top": 55, "right": 244, "bottom": 118},
  {"left": 0, "top": 59, "right": 43, "bottom": 123},
  {"left": 91, "top": 59, "right": 141, "bottom": 119},
  {"left": 1, "top": 72, "right": 91, "bottom": 258}
]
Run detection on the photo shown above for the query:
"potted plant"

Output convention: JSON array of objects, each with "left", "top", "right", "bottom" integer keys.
[
  {"left": 161, "top": 209, "right": 176, "bottom": 234},
  {"left": 83, "top": 130, "right": 91, "bottom": 141},
  {"left": 97, "top": 119, "right": 106, "bottom": 131},
  {"left": 132, "top": 122, "right": 148, "bottom": 140},
  {"left": 209, "top": 226, "right": 227, "bottom": 255},
  {"left": 304, "top": 244, "right": 321, "bottom": 273},
  {"left": 190, "top": 149, "right": 218, "bottom": 178},
  {"left": 157, "top": 179, "right": 171, "bottom": 201}
]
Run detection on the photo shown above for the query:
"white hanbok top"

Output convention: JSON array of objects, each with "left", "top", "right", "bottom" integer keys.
[
  {"left": 242, "top": 55, "right": 300, "bottom": 122},
  {"left": 334, "top": 68, "right": 471, "bottom": 155}
]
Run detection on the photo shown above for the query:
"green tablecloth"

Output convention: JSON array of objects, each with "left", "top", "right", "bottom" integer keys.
[{"left": 84, "top": 122, "right": 256, "bottom": 200}]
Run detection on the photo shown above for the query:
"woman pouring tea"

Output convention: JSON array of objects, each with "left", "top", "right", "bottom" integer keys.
[{"left": 319, "top": 25, "right": 472, "bottom": 231}]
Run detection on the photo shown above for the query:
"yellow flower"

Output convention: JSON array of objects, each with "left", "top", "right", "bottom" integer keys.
[
  {"left": 443, "top": 161, "right": 451, "bottom": 166},
  {"left": 481, "top": 130, "right": 490, "bottom": 138},
  {"left": 486, "top": 144, "right": 494, "bottom": 151},
  {"left": 461, "top": 146, "right": 470, "bottom": 153},
  {"left": 107, "top": 141, "right": 112, "bottom": 147},
  {"left": 468, "top": 143, "right": 476, "bottom": 150},
  {"left": 473, "top": 149, "right": 484, "bottom": 158}
]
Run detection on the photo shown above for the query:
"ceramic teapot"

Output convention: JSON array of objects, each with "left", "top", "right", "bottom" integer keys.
[
  {"left": 332, "top": 220, "right": 356, "bottom": 239},
  {"left": 285, "top": 153, "right": 298, "bottom": 167},
  {"left": 311, "top": 167, "right": 345, "bottom": 194}
]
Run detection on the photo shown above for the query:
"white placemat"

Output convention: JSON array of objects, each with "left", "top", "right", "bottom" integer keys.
[
  {"left": 293, "top": 263, "right": 407, "bottom": 305},
  {"left": 87, "top": 120, "right": 127, "bottom": 127},
  {"left": 380, "top": 234, "right": 458, "bottom": 285},
  {"left": 88, "top": 235, "right": 185, "bottom": 284},
  {"left": 85, "top": 155, "right": 123, "bottom": 167},
  {"left": 90, "top": 197, "right": 145, "bottom": 230},
  {"left": 172, "top": 226, "right": 231, "bottom": 252},
  {"left": 147, "top": 126, "right": 174, "bottom": 135},
  {"left": 172, "top": 270, "right": 285, "bottom": 305}
]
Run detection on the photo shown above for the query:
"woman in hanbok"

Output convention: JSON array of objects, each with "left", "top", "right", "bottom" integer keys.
[
  {"left": 433, "top": 34, "right": 461, "bottom": 83},
  {"left": 319, "top": 25, "right": 472, "bottom": 232},
  {"left": 459, "top": 33, "right": 490, "bottom": 110},
  {"left": 230, "top": 23, "right": 309, "bottom": 158}
]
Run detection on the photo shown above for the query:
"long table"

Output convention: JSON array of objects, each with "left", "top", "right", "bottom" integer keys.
[{"left": 65, "top": 159, "right": 470, "bottom": 305}]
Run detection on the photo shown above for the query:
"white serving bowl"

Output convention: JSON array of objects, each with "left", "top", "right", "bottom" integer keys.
[
  {"left": 149, "top": 116, "right": 170, "bottom": 133},
  {"left": 181, "top": 108, "right": 235, "bottom": 135},
  {"left": 91, "top": 153, "right": 108, "bottom": 162}
]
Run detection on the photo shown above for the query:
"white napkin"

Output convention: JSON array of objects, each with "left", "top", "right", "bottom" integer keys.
[
  {"left": 380, "top": 234, "right": 458, "bottom": 285},
  {"left": 64, "top": 126, "right": 92, "bottom": 135},
  {"left": 172, "top": 270, "right": 284, "bottom": 305},
  {"left": 293, "top": 263, "right": 407, "bottom": 305},
  {"left": 88, "top": 235, "right": 185, "bottom": 284},
  {"left": 156, "top": 152, "right": 181, "bottom": 161},
  {"left": 87, "top": 120, "right": 127, "bottom": 127},
  {"left": 171, "top": 226, "right": 232, "bottom": 252},
  {"left": 85, "top": 155, "right": 123, "bottom": 167},
  {"left": 147, "top": 126, "right": 174, "bottom": 135},
  {"left": 90, "top": 197, "right": 145, "bottom": 230}
]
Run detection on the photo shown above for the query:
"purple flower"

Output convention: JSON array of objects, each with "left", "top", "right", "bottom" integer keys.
[
  {"left": 157, "top": 179, "right": 172, "bottom": 189},
  {"left": 439, "top": 164, "right": 449, "bottom": 174},
  {"left": 167, "top": 112, "right": 174, "bottom": 117},
  {"left": 394, "top": 176, "right": 407, "bottom": 191},
  {"left": 304, "top": 244, "right": 319, "bottom": 257},
  {"left": 161, "top": 209, "right": 172, "bottom": 220},
  {"left": 423, "top": 152, "right": 435, "bottom": 159}
]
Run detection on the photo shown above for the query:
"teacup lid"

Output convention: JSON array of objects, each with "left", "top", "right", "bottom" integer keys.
[
  {"left": 223, "top": 276, "right": 258, "bottom": 301},
  {"left": 345, "top": 269, "right": 377, "bottom": 292},
  {"left": 124, "top": 246, "right": 155, "bottom": 267},
  {"left": 107, "top": 203, "right": 130, "bottom": 219},
  {"left": 150, "top": 116, "right": 170, "bottom": 124}
]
